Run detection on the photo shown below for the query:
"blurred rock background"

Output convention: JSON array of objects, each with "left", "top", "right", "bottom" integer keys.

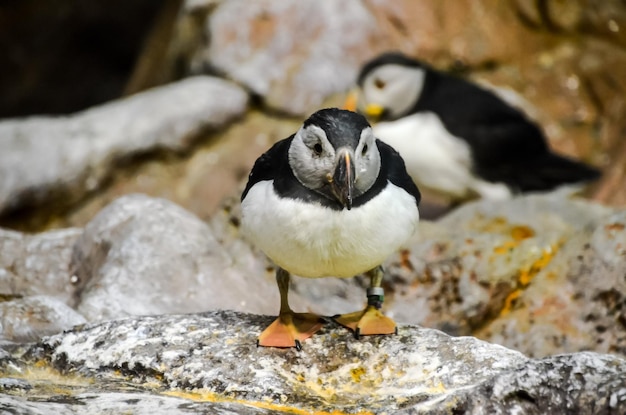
[
  {"left": 1, "top": 0, "right": 626, "bottom": 358},
  {"left": 2, "top": 0, "right": 626, "bottom": 231}
]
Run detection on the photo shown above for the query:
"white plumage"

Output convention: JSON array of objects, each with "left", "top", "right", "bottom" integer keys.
[{"left": 242, "top": 180, "right": 419, "bottom": 278}]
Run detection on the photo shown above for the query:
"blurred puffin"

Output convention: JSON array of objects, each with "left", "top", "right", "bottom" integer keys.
[{"left": 346, "top": 52, "right": 600, "bottom": 203}]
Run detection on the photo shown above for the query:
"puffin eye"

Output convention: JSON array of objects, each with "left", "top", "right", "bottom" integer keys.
[
  {"left": 313, "top": 143, "right": 323, "bottom": 155},
  {"left": 374, "top": 78, "right": 385, "bottom": 89},
  {"left": 361, "top": 144, "right": 368, "bottom": 156}
]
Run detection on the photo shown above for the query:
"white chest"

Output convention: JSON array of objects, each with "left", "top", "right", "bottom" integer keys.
[
  {"left": 241, "top": 181, "right": 419, "bottom": 278},
  {"left": 373, "top": 113, "right": 512, "bottom": 200},
  {"left": 373, "top": 113, "right": 474, "bottom": 198}
]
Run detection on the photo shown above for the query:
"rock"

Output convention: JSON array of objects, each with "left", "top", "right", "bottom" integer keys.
[
  {"left": 5, "top": 190, "right": 626, "bottom": 361},
  {"left": 0, "top": 227, "right": 82, "bottom": 304},
  {"left": 0, "top": 76, "right": 248, "bottom": 218},
  {"left": 0, "top": 310, "right": 622, "bottom": 414},
  {"left": 0, "top": 392, "right": 269, "bottom": 415},
  {"left": 56, "top": 111, "right": 302, "bottom": 230},
  {"left": 71, "top": 195, "right": 270, "bottom": 321},
  {"left": 384, "top": 192, "right": 626, "bottom": 358},
  {"left": 70, "top": 194, "right": 281, "bottom": 321},
  {"left": 441, "top": 351, "right": 626, "bottom": 414},
  {"left": 178, "top": 0, "right": 387, "bottom": 115},
  {"left": 0, "top": 296, "right": 86, "bottom": 343}
]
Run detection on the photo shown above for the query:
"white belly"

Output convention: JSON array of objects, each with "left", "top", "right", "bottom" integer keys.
[
  {"left": 373, "top": 113, "right": 512, "bottom": 201},
  {"left": 241, "top": 181, "right": 419, "bottom": 278}
]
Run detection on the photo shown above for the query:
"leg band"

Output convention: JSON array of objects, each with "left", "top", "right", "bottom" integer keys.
[{"left": 367, "top": 287, "right": 385, "bottom": 309}]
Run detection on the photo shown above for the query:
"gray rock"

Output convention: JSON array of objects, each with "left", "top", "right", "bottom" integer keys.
[
  {"left": 1, "top": 310, "right": 622, "bottom": 414},
  {"left": 71, "top": 194, "right": 280, "bottom": 321},
  {"left": 0, "top": 392, "right": 269, "bottom": 415},
  {"left": 384, "top": 192, "right": 626, "bottom": 357},
  {"left": 0, "top": 76, "right": 248, "bottom": 216},
  {"left": 0, "top": 295, "right": 86, "bottom": 343},
  {"left": 0, "top": 227, "right": 82, "bottom": 303},
  {"left": 440, "top": 351, "right": 626, "bottom": 415},
  {"left": 190, "top": 0, "right": 381, "bottom": 115}
]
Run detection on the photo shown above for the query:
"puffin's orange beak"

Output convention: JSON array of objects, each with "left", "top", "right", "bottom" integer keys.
[{"left": 343, "top": 90, "right": 358, "bottom": 112}]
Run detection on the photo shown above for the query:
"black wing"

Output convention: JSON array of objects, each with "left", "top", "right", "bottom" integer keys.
[
  {"left": 415, "top": 71, "right": 601, "bottom": 189},
  {"left": 415, "top": 70, "right": 548, "bottom": 168},
  {"left": 241, "top": 135, "right": 294, "bottom": 202},
  {"left": 376, "top": 139, "right": 421, "bottom": 206}
]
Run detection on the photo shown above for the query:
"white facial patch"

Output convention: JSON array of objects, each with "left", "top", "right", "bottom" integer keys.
[{"left": 361, "top": 64, "right": 426, "bottom": 118}]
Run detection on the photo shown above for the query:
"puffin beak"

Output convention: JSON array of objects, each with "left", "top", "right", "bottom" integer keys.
[
  {"left": 364, "top": 103, "right": 385, "bottom": 120},
  {"left": 343, "top": 90, "right": 358, "bottom": 112},
  {"left": 330, "top": 149, "right": 355, "bottom": 210}
]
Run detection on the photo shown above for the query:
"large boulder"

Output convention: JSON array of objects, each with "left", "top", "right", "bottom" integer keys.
[
  {"left": 0, "top": 227, "right": 82, "bottom": 304},
  {"left": 70, "top": 194, "right": 276, "bottom": 321},
  {"left": 382, "top": 192, "right": 626, "bottom": 358},
  {"left": 0, "top": 76, "right": 248, "bottom": 218},
  {"left": 0, "top": 310, "right": 624, "bottom": 414}
]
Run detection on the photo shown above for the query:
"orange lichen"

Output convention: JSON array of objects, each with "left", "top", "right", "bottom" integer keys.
[
  {"left": 493, "top": 240, "right": 519, "bottom": 254},
  {"left": 519, "top": 247, "right": 555, "bottom": 286},
  {"left": 499, "top": 245, "right": 559, "bottom": 317},
  {"left": 510, "top": 225, "right": 535, "bottom": 241},
  {"left": 350, "top": 367, "right": 366, "bottom": 383},
  {"left": 399, "top": 249, "right": 413, "bottom": 271},
  {"left": 165, "top": 390, "right": 376, "bottom": 415},
  {"left": 605, "top": 222, "right": 625, "bottom": 232},
  {"left": 500, "top": 289, "right": 522, "bottom": 317},
  {"left": 492, "top": 224, "right": 536, "bottom": 255}
]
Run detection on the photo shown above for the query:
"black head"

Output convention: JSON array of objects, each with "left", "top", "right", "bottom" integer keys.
[
  {"left": 289, "top": 108, "right": 381, "bottom": 209},
  {"left": 302, "top": 108, "right": 371, "bottom": 150},
  {"left": 357, "top": 52, "right": 426, "bottom": 86},
  {"left": 354, "top": 52, "right": 430, "bottom": 121}
]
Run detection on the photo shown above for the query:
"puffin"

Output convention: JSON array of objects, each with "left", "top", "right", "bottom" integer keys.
[
  {"left": 346, "top": 52, "right": 600, "bottom": 203},
  {"left": 241, "top": 108, "right": 421, "bottom": 349}
]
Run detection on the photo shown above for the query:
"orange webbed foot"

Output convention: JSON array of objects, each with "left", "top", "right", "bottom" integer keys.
[
  {"left": 258, "top": 312, "right": 324, "bottom": 350},
  {"left": 333, "top": 305, "right": 397, "bottom": 339}
]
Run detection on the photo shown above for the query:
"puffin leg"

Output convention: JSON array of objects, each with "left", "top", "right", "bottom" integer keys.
[
  {"left": 257, "top": 268, "right": 324, "bottom": 350},
  {"left": 333, "top": 266, "right": 397, "bottom": 339}
]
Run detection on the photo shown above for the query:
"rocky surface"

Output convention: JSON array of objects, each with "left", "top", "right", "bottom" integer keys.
[
  {"left": 1, "top": 191, "right": 626, "bottom": 361},
  {"left": 382, "top": 191, "right": 626, "bottom": 358},
  {"left": 199, "top": 0, "right": 381, "bottom": 116},
  {"left": 70, "top": 193, "right": 277, "bottom": 322},
  {"left": 0, "top": 310, "right": 624, "bottom": 414},
  {"left": 2, "top": 1, "right": 626, "bottom": 413},
  {"left": 0, "top": 76, "right": 248, "bottom": 220},
  {"left": 0, "top": 227, "right": 81, "bottom": 304},
  {"left": 0, "top": 296, "right": 86, "bottom": 344}
]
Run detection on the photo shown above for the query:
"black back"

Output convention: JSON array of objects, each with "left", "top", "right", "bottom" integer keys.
[
  {"left": 242, "top": 109, "right": 421, "bottom": 210},
  {"left": 358, "top": 52, "right": 600, "bottom": 190}
]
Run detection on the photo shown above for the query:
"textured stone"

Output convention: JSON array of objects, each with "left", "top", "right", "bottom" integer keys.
[
  {"left": 70, "top": 194, "right": 278, "bottom": 322},
  {"left": 384, "top": 192, "right": 626, "bottom": 358},
  {"left": 3, "top": 191, "right": 626, "bottom": 361},
  {"left": 185, "top": 0, "right": 386, "bottom": 115},
  {"left": 0, "top": 76, "right": 248, "bottom": 216},
  {"left": 0, "top": 296, "right": 86, "bottom": 343},
  {"left": 0, "top": 227, "right": 82, "bottom": 304},
  {"left": 0, "top": 311, "right": 622, "bottom": 414},
  {"left": 0, "top": 392, "right": 269, "bottom": 415}
]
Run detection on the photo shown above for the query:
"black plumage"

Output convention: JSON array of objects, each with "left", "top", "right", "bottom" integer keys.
[
  {"left": 242, "top": 108, "right": 421, "bottom": 210},
  {"left": 357, "top": 52, "right": 600, "bottom": 193}
]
